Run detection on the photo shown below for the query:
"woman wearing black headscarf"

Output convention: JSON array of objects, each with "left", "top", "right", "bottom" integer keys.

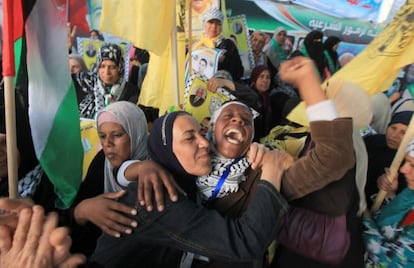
[
  {"left": 323, "top": 36, "right": 341, "bottom": 76},
  {"left": 291, "top": 30, "right": 328, "bottom": 80}
]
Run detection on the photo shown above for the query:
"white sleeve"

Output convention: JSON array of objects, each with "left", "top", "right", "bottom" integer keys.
[
  {"left": 117, "top": 160, "right": 141, "bottom": 187},
  {"left": 306, "top": 99, "right": 339, "bottom": 122}
]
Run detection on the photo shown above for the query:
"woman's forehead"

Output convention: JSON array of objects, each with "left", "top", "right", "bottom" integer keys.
[{"left": 220, "top": 103, "right": 251, "bottom": 115}]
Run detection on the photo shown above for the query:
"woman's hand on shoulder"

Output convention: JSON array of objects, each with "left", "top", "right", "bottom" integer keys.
[
  {"left": 132, "top": 160, "right": 180, "bottom": 212},
  {"left": 74, "top": 191, "right": 138, "bottom": 238},
  {"left": 260, "top": 149, "right": 294, "bottom": 191},
  {"left": 247, "top": 142, "right": 268, "bottom": 170}
]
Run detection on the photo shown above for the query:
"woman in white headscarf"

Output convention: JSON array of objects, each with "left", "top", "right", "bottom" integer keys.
[{"left": 65, "top": 101, "right": 171, "bottom": 257}]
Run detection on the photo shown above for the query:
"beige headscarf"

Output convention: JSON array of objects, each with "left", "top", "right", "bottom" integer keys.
[
  {"left": 325, "top": 79, "right": 373, "bottom": 215},
  {"left": 97, "top": 101, "right": 149, "bottom": 193}
]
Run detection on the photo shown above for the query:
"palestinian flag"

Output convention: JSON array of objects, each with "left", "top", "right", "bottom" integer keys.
[{"left": 2, "top": 0, "right": 83, "bottom": 208}]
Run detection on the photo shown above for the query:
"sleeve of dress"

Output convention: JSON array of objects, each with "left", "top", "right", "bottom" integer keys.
[
  {"left": 116, "top": 160, "right": 141, "bottom": 187},
  {"left": 281, "top": 118, "right": 356, "bottom": 200}
]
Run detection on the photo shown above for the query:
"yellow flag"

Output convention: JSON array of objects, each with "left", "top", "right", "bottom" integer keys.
[
  {"left": 100, "top": 1, "right": 174, "bottom": 55},
  {"left": 139, "top": 33, "right": 187, "bottom": 113},
  {"left": 288, "top": 2, "right": 414, "bottom": 126},
  {"left": 327, "top": 1, "right": 414, "bottom": 95},
  {"left": 100, "top": 0, "right": 186, "bottom": 114}
]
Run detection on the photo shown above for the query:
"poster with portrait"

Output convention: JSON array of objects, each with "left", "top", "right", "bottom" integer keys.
[
  {"left": 77, "top": 38, "right": 131, "bottom": 80},
  {"left": 227, "top": 15, "right": 255, "bottom": 79},
  {"left": 80, "top": 119, "right": 100, "bottom": 180},
  {"left": 184, "top": 75, "right": 237, "bottom": 123},
  {"left": 185, "top": 47, "right": 223, "bottom": 84}
]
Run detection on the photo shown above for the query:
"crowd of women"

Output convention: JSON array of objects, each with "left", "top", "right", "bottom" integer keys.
[{"left": 2, "top": 6, "right": 414, "bottom": 268}]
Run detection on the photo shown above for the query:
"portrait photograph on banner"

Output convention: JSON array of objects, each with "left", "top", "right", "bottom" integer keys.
[
  {"left": 184, "top": 74, "right": 259, "bottom": 123},
  {"left": 185, "top": 46, "right": 223, "bottom": 83},
  {"left": 80, "top": 118, "right": 100, "bottom": 180},
  {"left": 227, "top": 15, "right": 255, "bottom": 79}
]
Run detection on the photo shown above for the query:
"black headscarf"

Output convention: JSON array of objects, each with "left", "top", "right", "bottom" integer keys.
[
  {"left": 303, "top": 30, "right": 327, "bottom": 78},
  {"left": 147, "top": 111, "right": 197, "bottom": 200},
  {"left": 323, "top": 36, "right": 341, "bottom": 63}
]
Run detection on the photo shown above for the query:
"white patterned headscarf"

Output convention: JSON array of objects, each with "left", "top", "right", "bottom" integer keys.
[
  {"left": 77, "top": 43, "right": 127, "bottom": 118},
  {"left": 196, "top": 101, "right": 253, "bottom": 201},
  {"left": 97, "top": 101, "right": 149, "bottom": 192},
  {"left": 406, "top": 137, "right": 414, "bottom": 157}
]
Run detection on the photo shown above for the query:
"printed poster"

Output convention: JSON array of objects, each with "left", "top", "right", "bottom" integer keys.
[
  {"left": 183, "top": 74, "right": 258, "bottom": 123},
  {"left": 80, "top": 119, "right": 100, "bottom": 180},
  {"left": 185, "top": 47, "right": 223, "bottom": 83},
  {"left": 227, "top": 15, "right": 255, "bottom": 79}
]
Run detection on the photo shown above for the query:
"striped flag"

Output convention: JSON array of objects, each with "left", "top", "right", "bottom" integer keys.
[{"left": 4, "top": 0, "right": 83, "bottom": 208}]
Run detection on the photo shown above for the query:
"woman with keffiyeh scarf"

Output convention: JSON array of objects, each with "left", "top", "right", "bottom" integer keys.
[{"left": 73, "top": 43, "right": 139, "bottom": 119}]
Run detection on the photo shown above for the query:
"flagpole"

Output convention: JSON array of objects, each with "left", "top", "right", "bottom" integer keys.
[
  {"left": 4, "top": 78, "right": 18, "bottom": 198},
  {"left": 371, "top": 115, "right": 414, "bottom": 212},
  {"left": 66, "top": 0, "right": 70, "bottom": 22},
  {"left": 2, "top": 0, "right": 19, "bottom": 199},
  {"left": 172, "top": 0, "right": 180, "bottom": 105},
  {"left": 188, "top": 0, "right": 193, "bottom": 75}
]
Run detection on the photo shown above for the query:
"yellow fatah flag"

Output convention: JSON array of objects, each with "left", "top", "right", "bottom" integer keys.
[
  {"left": 139, "top": 34, "right": 187, "bottom": 113},
  {"left": 100, "top": 0, "right": 186, "bottom": 113},
  {"left": 288, "top": 1, "right": 414, "bottom": 126},
  {"left": 328, "top": 1, "right": 414, "bottom": 95},
  {"left": 100, "top": 1, "right": 174, "bottom": 55}
]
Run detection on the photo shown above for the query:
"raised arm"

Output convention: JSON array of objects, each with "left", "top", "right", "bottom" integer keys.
[{"left": 278, "top": 57, "right": 355, "bottom": 200}]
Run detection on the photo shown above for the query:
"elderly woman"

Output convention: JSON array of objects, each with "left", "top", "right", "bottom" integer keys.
[
  {"left": 364, "top": 111, "right": 413, "bottom": 208},
  {"left": 249, "top": 65, "right": 291, "bottom": 141},
  {"left": 193, "top": 8, "right": 244, "bottom": 81},
  {"left": 68, "top": 53, "right": 88, "bottom": 74},
  {"left": 363, "top": 136, "right": 414, "bottom": 267},
  {"left": 73, "top": 43, "right": 139, "bottom": 118}
]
